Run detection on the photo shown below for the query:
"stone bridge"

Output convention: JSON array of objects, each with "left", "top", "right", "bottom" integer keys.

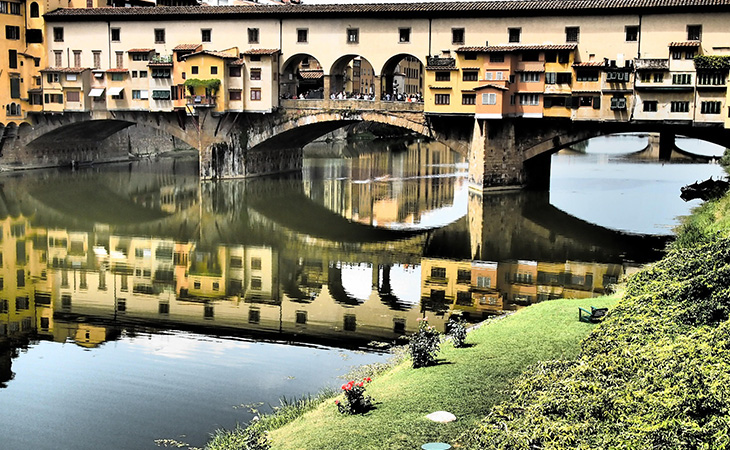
[{"left": 5, "top": 102, "right": 730, "bottom": 190}]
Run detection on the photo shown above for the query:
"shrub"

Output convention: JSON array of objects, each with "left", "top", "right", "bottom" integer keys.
[
  {"left": 409, "top": 317, "right": 441, "bottom": 368},
  {"left": 205, "top": 423, "right": 270, "bottom": 450},
  {"left": 447, "top": 316, "right": 468, "bottom": 348},
  {"left": 335, "top": 378, "right": 373, "bottom": 415}
]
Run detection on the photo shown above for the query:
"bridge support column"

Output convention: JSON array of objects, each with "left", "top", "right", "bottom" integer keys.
[
  {"left": 201, "top": 141, "right": 303, "bottom": 179},
  {"left": 323, "top": 75, "right": 332, "bottom": 98},
  {"left": 659, "top": 130, "right": 675, "bottom": 161},
  {"left": 469, "top": 119, "right": 548, "bottom": 192}
]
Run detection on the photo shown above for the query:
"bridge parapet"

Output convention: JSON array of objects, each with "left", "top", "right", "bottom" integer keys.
[{"left": 280, "top": 99, "right": 423, "bottom": 113}]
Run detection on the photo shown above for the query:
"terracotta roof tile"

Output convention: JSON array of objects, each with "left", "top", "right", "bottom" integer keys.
[
  {"left": 174, "top": 44, "right": 202, "bottom": 51},
  {"left": 106, "top": 68, "right": 130, "bottom": 72},
  {"left": 425, "top": 66, "right": 459, "bottom": 71},
  {"left": 230, "top": 58, "right": 245, "bottom": 66},
  {"left": 180, "top": 50, "right": 239, "bottom": 60},
  {"left": 474, "top": 83, "right": 509, "bottom": 91},
  {"left": 299, "top": 69, "right": 323, "bottom": 79},
  {"left": 457, "top": 44, "right": 578, "bottom": 53},
  {"left": 43, "top": 1, "right": 730, "bottom": 21},
  {"left": 128, "top": 48, "right": 154, "bottom": 53},
  {"left": 40, "top": 67, "right": 89, "bottom": 73},
  {"left": 148, "top": 61, "right": 173, "bottom": 67},
  {"left": 669, "top": 40, "right": 702, "bottom": 47},
  {"left": 243, "top": 48, "right": 280, "bottom": 55},
  {"left": 573, "top": 61, "right": 606, "bottom": 67}
]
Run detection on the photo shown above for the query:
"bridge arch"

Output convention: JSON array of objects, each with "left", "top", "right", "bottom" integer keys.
[
  {"left": 329, "top": 54, "right": 377, "bottom": 97},
  {"left": 280, "top": 53, "right": 325, "bottom": 99},
  {"left": 380, "top": 54, "right": 425, "bottom": 99}
]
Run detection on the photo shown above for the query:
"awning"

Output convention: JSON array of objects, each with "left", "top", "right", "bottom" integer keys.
[
  {"left": 108, "top": 87, "right": 124, "bottom": 96},
  {"left": 89, "top": 88, "right": 105, "bottom": 97}
]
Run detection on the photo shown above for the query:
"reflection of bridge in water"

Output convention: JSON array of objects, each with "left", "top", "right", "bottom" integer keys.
[{"left": 0, "top": 158, "right": 669, "bottom": 354}]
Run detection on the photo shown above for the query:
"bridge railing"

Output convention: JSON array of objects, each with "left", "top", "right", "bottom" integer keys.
[{"left": 280, "top": 98, "right": 424, "bottom": 113}]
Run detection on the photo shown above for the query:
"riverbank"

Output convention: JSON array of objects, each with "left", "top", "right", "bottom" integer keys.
[{"left": 206, "top": 296, "right": 619, "bottom": 450}]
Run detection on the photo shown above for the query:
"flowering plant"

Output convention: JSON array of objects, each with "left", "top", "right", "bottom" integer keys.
[
  {"left": 408, "top": 317, "right": 441, "bottom": 368},
  {"left": 335, "top": 377, "right": 373, "bottom": 414},
  {"left": 447, "top": 316, "right": 468, "bottom": 348}
]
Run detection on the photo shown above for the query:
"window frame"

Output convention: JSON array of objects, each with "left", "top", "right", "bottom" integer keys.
[
  {"left": 508, "top": 27, "right": 521, "bottom": 43},
  {"left": 625, "top": 25, "right": 639, "bottom": 42},
  {"left": 53, "top": 26, "right": 64, "bottom": 42},
  {"left": 297, "top": 28, "right": 308, "bottom": 43},
  {"left": 154, "top": 28, "right": 165, "bottom": 44},
  {"left": 347, "top": 28, "right": 359, "bottom": 44},
  {"left": 452, "top": 27, "right": 465, "bottom": 45},
  {"left": 398, "top": 27, "right": 411, "bottom": 43},
  {"left": 565, "top": 26, "right": 580, "bottom": 43},
  {"left": 201, "top": 28, "right": 211, "bottom": 43},
  {"left": 248, "top": 27, "right": 259, "bottom": 44}
]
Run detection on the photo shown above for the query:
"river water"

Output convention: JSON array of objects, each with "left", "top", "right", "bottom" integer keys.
[{"left": 0, "top": 134, "right": 725, "bottom": 449}]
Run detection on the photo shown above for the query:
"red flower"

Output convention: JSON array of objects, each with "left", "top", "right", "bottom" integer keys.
[
  {"left": 334, "top": 400, "right": 340, "bottom": 404},
  {"left": 364, "top": 377, "right": 372, "bottom": 383},
  {"left": 356, "top": 382, "right": 364, "bottom": 387}
]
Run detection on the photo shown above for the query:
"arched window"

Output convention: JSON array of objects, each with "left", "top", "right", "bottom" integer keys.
[{"left": 30, "top": 2, "right": 39, "bottom": 17}]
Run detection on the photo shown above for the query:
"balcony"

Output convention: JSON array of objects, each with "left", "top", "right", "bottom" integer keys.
[{"left": 186, "top": 95, "right": 216, "bottom": 107}]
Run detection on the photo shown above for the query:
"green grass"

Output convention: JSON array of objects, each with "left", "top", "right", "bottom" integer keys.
[{"left": 257, "top": 296, "right": 618, "bottom": 450}]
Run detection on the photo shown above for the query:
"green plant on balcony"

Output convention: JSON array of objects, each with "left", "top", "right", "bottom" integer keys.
[
  {"left": 184, "top": 78, "right": 221, "bottom": 96},
  {"left": 693, "top": 55, "right": 730, "bottom": 70}
]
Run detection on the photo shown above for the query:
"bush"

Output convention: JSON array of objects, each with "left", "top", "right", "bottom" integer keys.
[
  {"left": 205, "top": 423, "right": 270, "bottom": 450},
  {"left": 408, "top": 317, "right": 441, "bottom": 368},
  {"left": 447, "top": 316, "right": 468, "bottom": 348},
  {"left": 335, "top": 378, "right": 373, "bottom": 415}
]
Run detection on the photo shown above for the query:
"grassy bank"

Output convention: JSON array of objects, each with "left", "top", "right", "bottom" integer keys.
[{"left": 207, "top": 296, "right": 618, "bottom": 450}]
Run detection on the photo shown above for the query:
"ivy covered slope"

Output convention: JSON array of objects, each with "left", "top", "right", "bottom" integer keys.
[{"left": 466, "top": 225, "right": 730, "bottom": 448}]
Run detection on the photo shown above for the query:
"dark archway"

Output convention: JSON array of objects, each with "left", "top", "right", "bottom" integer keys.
[
  {"left": 280, "top": 53, "right": 324, "bottom": 99},
  {"left": 380, "top": 54, "right": 425, "bottom": 100},
  {"left": 30, "top": 2, "right": 39, "bottom": 17},
  {"left": 329, "top": 54, "right": 377, "bottom": 98}
]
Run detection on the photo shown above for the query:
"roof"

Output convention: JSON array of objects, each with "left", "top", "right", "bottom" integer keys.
[
  {"left": 425, "top": 66, "right": 459, "bottom": 71},
  {"left": 457, "top": 44, "right": 578, "bottom": 53},
  {"left": 230, "top": 58, "right": 245, "bottom": 66},
  {"left": 299, "top": 69, "right": 323, "bottom": 79},
  {"left": 669, "top": 40, "right": 701, "bottom": 47},
  {"left": 180, "top": 50, "right": 239, "bottom": 60},
  {"left": 243, "top": 48, "right": 280, "bottom": 55},
  {"left": 174, "top": 44, "right": 202, "bottom": 51},
  {"left": 43, "top": 1, "right": 730, "bottom": 22},
  {"left": 475, "top": 83, "right": 509, "bottom": 91},
  {"left": 573, "top": 61, "right": 606, "bottom": 67},
  {"left": 107, "top": 68, "right": 130, "bottom": 72},
  {"left": 148, "top": 61, "right": 174, "bottom": 67},
  {"left": 128, "top": 48, "right": 154, "bottom": 53},
  {"left": 40, "top": 67, "right": 89, "bottom": 73}
]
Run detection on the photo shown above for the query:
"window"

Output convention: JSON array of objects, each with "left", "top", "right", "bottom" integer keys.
[
  {"left": 132, "top": 90, "right": 141, "bottom": 99},
  {"left": 30, "top": 2, "right": 39, "bottom": 17},
  {"left": 250, "top": 68, "right": 261, "bottom": 80},
  {"left": 8, "top": 49, "right": 17, "bottom": 69},
  {"left": 671, "top": 101, "right": 690, "bottom": 113},
  {"left": 508, "top": 27, "right": 521, "bottom": 43},
  {"left": 151, "top": 68, "right": 169, "bottom": 78},
  {"left": 347, "top": 28, "right": 359, "bottom": 43},
  {"left": 672, "top": 73, "right": 692, "bottom": 85},
  {"left": 73, "top": 50, "right": 81, "bottom": 68},
  {"left": 46, "top": 73, "right": 59, "bottom": 83},
  {"left": 93, "top": 51, "right": 101, "bottom": 69},
  {"left": 248, "top": 28, "right": 259, "bottom": 43},
  {"left": 201, "top": 28, "right": 211, "bottom": 42},
  {"left": 399, "top": 27, "right": 411, "bottom": 43},
  {"left": 462, "top": 93, "right": 476, "bottom": 105},
  {"left": 576, "top": 70, "right": 599, "bottom": 82},
  {"left": 152, "top": 90, "right": 170, "bottom": 100},
  {"left": 463, "top": 71, "right": 478, "bottom": 81},
  {"left": 610, "top": 96, "right": 625, "bottom": 110},
  {"left": 132, "top": 53, "right": 149, "bottom": 61},
  {"left": 9, "top": 79, "right": 19, "bottom": 99},
  {"left": 490, "top": 53, "right": 504, "bottom": 63},
  {"left": 251, "top": 257, "right": 262, "bottom": 270},
  {"left": 297, "top": 28, "right": 308, "bottom": 43},
  {"left": 115, "top": 51, "right": 123, "bottom": 68},
  {"left": 159, "top": 302, "right": 169, "bottom": 314},
  {"left": 111, "top": 89, "right": 124, "bottom": 100},
  {"left": 66, "top": 91, "right": 80, "bottom": 103},
  {"left": 519, "top": 93, "right": 539, "bottom": 105},
  {"left": 687, "top": 24, "right": 702, "bottom": 41},
  {"left": 111, "top": 72, "right": 124, "bottom": 81},
  {"left": 625, "top": 25, "right": 639, "bottom": 42},
  {"left": 154, "top": 28, "right": 165, "bottom": 44},
  {"left": 452, "top": 28, "right": 465, "bottom": 44},
  {"left": 654, "top": 73, "right": 664, "bottom": 83},
  {"left": 435, "top": 72, "right": 450, "bottom": 82},
  {"left": 606, "top": 71, "right": 630, "bottom": 82},
  {"left": 250, "top": 88, "right": 261, "bottom": 101},
  {"left": 191, "top": 66, "right": 199, "bottom": 75},
  {"left": 26, "top": 29, "right": 42, "bottom": 43},
  {"left": 521, "top": 51, "right": 540, "bottom": 62},
  {"left": 701, "top": 101, "right": 721, "bottom": 114},
  {"left": 204, "top": 305, "right": 214, "bottom": 319},
  {"left": 139, "top": 70, "right": 147, "bottom": 78},
  {"left": 9, "top": 2, "right": 19, "bottom": 14},
  {"left": 229, "top": 66, "right": 241, "bottom": 77},
  {"left": 640, "top": 72, "right": 652, "bottom": 83},
  {"left": 344, "top": 314, "right": 357, "bottom": 332},
  {"left": 565, "top": 26, "right": 579, "bottom": 43},
  {"left": 476, "top": 275, "right": 491, "bottom": 288},
  {"left": 5, "top": 25, "right": 20, "bottom": 40},
  {"left": 519, "top": 72, "right": 540, "bottom": 83},
  {"left": 111, "top": 28, "right": 120, "bottom": 42},
  {"left": 481, "top": 93, "right": 497, "bottom": 105},
  {"left": 698, "top": 72, "right": 725, "bottom": 85},
  {"left": 53, "top": 27, "right": 63, "bottom": 42},
  {"left": 229, "top": 90, "right": 241, "bottom": 101},
  {"left": 672, "top": 50, "right": 683, "bottom": 60},
  {"left": 210, "top": 66, "right": 218, "bottom": 75},
  {"left": 296, "top": 311, "right": 307, "bottom": 325},
  {"left": 434, "top": 93, "right": 450, "bottom": 105}
]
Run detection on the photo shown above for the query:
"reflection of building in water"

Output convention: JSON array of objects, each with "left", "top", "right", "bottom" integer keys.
[
  {"left": 421, "top": 257, "right": 624, "bottom": 316},
  {"left": 305, "top": 140, "right": 462, "bottom": 228}
]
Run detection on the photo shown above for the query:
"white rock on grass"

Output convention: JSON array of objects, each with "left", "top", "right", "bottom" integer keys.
[{"left": 425, "top": 411, "right": 456, "bottom": 423}]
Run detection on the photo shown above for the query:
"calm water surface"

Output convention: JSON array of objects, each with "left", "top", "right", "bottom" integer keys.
[{"left": 0, "top": 134, "right": 724, "bottom": 449}]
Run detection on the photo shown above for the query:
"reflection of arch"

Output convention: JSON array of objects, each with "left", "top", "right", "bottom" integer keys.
[
  {"left": 328, "top": 266, "right": 364, "bottom": 306},
  {"left": 280, "top": 53, "right": 324, "bottom": 99},
  {"left": 30, "top": 2, "right": 39, "bottom": 17},
  {"left": 378, "top": 265, "right": 415, "bottom": 311},
  {"left": 329, "top": 55, "right": 376, "bottom": 96},
  {"left": 380, "top": 54, "right": 425, "bottom": 98}
]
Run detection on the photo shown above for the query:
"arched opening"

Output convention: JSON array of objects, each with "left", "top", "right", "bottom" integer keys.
[
  {"left": 280, "top": 53, "right": 324, "bottom": 99},
  {"left": 380, "top": 54, "right": 424, "bottom": 102},
  {"left": 30, "top": 2, "right": 39, "bottom": 17},
  {"left": 329, "top": 54, "right": 377, "bottom": 99}
]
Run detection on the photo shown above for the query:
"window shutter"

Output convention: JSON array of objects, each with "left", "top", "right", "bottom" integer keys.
[{"left": 592, "top": 96, "right": 601, "bottom": 109}]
